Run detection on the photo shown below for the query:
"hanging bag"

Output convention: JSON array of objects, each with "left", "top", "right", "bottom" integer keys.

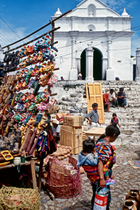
[{"left": 93, "top": 187, "right": 109, "bottom": 210}]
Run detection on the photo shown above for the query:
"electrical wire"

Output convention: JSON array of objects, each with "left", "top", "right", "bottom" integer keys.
[
  {"left": 0, "top": 34, "right": 9, "bottom": 45},
  {"left": 2, "top": 10, "right": 72, "bottom": 49},
  {"left": 0, "top": 28, "right": 15, "bottom": 43},
  {"left": 0, "top": 16, "right": 21, "bottom": 40},
  {"left": 56, "top": 27, "right": 140, "bottom": 59},
  {"left": 58, "top": 24, "right": 140, "bottom": 50},
  {"left": 0, "top": 31, "right": 12, "bottom": 44}
]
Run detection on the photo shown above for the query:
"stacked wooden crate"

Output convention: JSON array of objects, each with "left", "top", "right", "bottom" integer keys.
[{"left": 60, "top": 116, "right": 84, "bottom": 154}]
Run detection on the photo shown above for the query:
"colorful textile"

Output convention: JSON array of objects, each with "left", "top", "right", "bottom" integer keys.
[
  {"left": 82, "top": 139, "right": 116, "bottom": 183},
  {"left": 111, "top": 118, "right": 119, "bottom": 126},
  {"left": 103, "top": 93, "right": 109, "bottom": 105}
]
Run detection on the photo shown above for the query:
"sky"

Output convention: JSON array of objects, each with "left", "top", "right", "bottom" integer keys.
[{"left": 0, "top": 0, "right": 139, "bottom": 56}]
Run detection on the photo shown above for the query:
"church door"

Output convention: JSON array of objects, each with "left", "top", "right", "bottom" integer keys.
[{"left": 80, "top": 47, "right": 103, "bottom": 80}]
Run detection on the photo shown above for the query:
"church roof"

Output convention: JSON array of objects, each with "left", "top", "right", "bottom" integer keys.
[
  {"left": 77, "top": 0, "right": 107, "bottom": 8},
  {"left": 74, "top": 0, "right": 121, "bottom": 17}
]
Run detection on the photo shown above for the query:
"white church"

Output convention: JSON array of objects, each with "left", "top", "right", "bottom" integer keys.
[{"left": 52, "top": 0, "right": 134, "bottom": 81}]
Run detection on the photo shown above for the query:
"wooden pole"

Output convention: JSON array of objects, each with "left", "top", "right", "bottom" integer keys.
[
  {"left": 4, "top": 28, "right": 60, "bottom": 54},
  {"left": 51, "top": 22, "right": 55, "bottom": 46},
  {"left": 2, "top": 10, "right": 72, "bottom": 50},
  {"left": 38, "top": 158, "right": 43, "bottom": 192},
  {"left": 30, "top": 160, "right": 37, "bottom": 189}
]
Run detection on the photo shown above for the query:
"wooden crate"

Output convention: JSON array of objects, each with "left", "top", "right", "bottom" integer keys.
[
  {"left": 63, "top": 116, "right": 84, "bottom": 127},
  {"left": 60, "top": 125, "right": 83, "bottom": 154}
]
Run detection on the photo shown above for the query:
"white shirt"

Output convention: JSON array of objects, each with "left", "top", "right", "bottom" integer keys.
[
  {"left": 52, "top": 125, "right": 60, "bottom": 135},
  {"left": 109, "top": 92, "right": 116, "bottom": 100}
]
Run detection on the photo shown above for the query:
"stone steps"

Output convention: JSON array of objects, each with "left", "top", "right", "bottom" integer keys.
[{"left": 54, "top": 81, "right": 140, "bottom": 144}]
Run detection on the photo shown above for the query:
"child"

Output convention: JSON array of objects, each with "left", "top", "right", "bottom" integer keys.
[
  {"left": 85, "top": 103, "right": 101, "bottom": 127},
  {"left": 77, "top": 139, "right": 98, "bottom": 168},
  {"left": 111, "top": 113, "right": 121, "bottom": 128}
]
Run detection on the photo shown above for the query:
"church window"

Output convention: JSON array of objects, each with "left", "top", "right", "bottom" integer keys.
[
  {"left": 88, "top": 24, "right": 95, "bottom": 31},
  {"left": 88, "top": 4, "right": 96, "bottom": 16}
]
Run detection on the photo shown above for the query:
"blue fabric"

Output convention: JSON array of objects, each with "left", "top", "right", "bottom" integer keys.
[
  {"left": 116, "top": 98, "right": 126, "bottom": 106},
  {"left": 85, "top": 109, "right": 99, "bottom": 123},
  {"left": 77, "top": 151, "right": 98, "bottom": 167},
  {"left": 117, "top": 92, "right": 126, "bottom": 97}
]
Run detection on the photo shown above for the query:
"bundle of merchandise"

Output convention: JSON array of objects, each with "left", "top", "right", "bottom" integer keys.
[
  {"left": 46, "top": 156, "right": 82, "bottom": 199},
  {"left": 0, "top": 34, "right": 59, "bottom": 166},
  {"left": 44, "top": 144, "right": 73, "bottom": 162},
  {"left": 0, "top": 185, "right": 40, "bottom": 210}
]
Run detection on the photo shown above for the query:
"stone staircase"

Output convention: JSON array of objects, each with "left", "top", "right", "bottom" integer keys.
[
  {"left": 52, "top": 81, "right": 140, "bottom": 145},
  {"left": 101, "top": 81, "right": 140, "bottom": 145}
]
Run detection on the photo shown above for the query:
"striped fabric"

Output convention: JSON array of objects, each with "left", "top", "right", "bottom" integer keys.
[{"left": 82, "top": 140, "right": 116, "bottom": 183}]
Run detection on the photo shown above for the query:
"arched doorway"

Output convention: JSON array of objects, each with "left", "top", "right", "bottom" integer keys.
[{"left": 80, "top": 47, "right": 103, "bottom": 80}]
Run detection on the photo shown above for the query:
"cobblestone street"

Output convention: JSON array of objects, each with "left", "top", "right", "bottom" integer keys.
[{"left": 40, "top": 145, "right": 140, "bottom": 210}]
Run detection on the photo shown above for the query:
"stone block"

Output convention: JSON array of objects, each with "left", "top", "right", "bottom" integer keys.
[
  {"left": 106, "top": 68, "right": 114, "bottom": 81},
  {"left": 69, "top": 68, "right": 78, "bottom": 80}
]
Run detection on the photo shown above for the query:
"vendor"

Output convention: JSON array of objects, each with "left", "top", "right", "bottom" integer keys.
[
  {"left": 85, "top": 103, "right": 101, "bottom": 128},
  {"left": 52, "top": 119, "right": 60, "bottom": 143}
]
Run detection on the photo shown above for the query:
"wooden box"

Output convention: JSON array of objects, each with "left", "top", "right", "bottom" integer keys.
[
  {"left": 63, "top": 116, "right": 84, "bottom": 127},
  {"left": 60, "top": 125, "right": 83, "bottom": 154}
]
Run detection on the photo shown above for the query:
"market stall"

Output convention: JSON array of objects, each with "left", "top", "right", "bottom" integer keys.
[{"left": 0, "top": 32, "right": 59, "bottom": 191}]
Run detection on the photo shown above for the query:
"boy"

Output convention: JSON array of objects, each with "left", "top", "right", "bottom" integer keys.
[
  {"left": 109, "top": 89, "right": 117, "bottom": 107},
  {"left": 85, "top": 103, "right": 101, "bottom": 127},
  {"left": 116, "top": 88, "right": 126, "bottom": 108}
]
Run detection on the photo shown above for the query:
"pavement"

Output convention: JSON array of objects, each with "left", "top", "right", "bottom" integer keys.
[{"left": 40, "top": 145, "right": 140, "bottom": 210}]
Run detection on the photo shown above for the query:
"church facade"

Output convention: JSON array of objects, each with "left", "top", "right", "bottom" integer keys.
[{"left": 52, "top": 0, "right": 134, "bottom": 81}]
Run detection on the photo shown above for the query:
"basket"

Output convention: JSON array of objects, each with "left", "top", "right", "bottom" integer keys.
[
  {"left": 0, "top": 185, "right": 40, "bottom": 210},
  {"left": 46, "top": 156, "right": 82, "bottom": 199}
]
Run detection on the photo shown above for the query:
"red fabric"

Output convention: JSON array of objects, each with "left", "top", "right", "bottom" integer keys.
[
  {"left": 47, "top": 128, "right": 57, "bottom": 155},
  {"left": 103, "top": 93, "right": 109, "bottom": 105}
]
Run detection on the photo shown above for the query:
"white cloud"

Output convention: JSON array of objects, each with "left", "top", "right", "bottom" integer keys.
[
  {"left": 101, "top": 0, "right": 135, "bottom": 13},
  {"left": 0, "top": 26, "right": 27, "bottom": 49},
  {"left": 131, "top": 32, "right": 140, "bottom": 56}
]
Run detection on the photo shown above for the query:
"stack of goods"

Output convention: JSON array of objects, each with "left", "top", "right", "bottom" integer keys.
[
  {"left": 0, "top": 62, "right": 5, "bottom": 78},
  {"left": 0, "top": 34, "right": 59, "bottom": 165},
  {"left": 56, "top": 112, "right": 70, "bottom": 123},
  {"left": 46, "top": 156, "right": 82, "bottom": 199},
  {"left": 123, "top": 190, "right": 140, "bottom": 210},
  {"left": 3, "top": 51, "right": 19, "bottom": 73},
  {"left": 0, "top": 185, "right": 40, "bottom": 210},
  {"left": 60, "top": 116, "right": 84, "bottom": 154},
  {"left": 45, "top": 144, "right": 72, "bottom": 161}
]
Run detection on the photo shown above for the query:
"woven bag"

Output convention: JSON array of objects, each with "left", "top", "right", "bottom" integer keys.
[
  {"left": 46, "top": 156, "right": 82, "bottom": 199},
  {"left": 0, "top": 185, "right": 40, "bottom": 210}
]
